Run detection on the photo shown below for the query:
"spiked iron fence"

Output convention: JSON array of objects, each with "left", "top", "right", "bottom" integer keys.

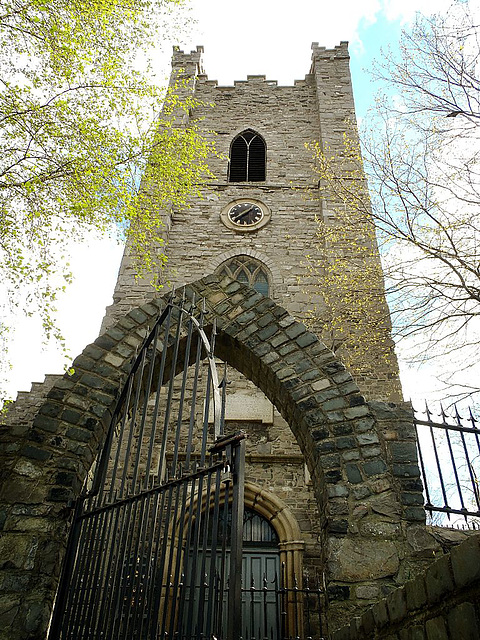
[
  {"left": 414, "top": 403, "right": 480, "bottom": 523},
  {"left": 240, "top": 569, "right": 325, "bottom": 640}
]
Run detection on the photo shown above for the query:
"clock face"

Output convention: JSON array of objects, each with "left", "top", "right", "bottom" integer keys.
[
  {"left": 228, "top": 202, "right": 264, "bottom": 226},
  {"left": 220, "top": 199, "right": 271, "bottom": 232}
]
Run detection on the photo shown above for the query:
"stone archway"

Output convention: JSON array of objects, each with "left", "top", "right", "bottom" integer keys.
[{"left": 0, "top": 274, "right": 424, "bottom": 639}]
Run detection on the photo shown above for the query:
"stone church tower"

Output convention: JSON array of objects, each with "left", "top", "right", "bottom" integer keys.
[
  {"left": 103, "top": 43, "right": 402, "bottom": 404},
  {"left": 3, "top": 43, "right": 451, "bottom": 640},
  {"left": 95, "top": 44, "right": 410, "bottom": 631}
]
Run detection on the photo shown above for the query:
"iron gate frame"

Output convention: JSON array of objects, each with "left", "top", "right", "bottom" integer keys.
[{"left": 48, "top": 296, "right": 246, "bottom": 640}]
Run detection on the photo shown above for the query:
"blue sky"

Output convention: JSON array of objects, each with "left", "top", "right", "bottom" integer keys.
[
  {"left": 350, "top": 14, "right": 404, "bottom": 119},
  {"left": 4, "top": 0, "right": 453, "bottom": 401}
]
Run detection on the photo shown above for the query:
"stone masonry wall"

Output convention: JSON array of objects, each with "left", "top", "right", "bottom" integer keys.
[{"left": 331, "top": 533, "right": 480, "bottom": 639}]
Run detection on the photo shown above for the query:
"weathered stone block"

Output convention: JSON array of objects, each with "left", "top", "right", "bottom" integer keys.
[
  {"left": 447, "top": 602, "right": 479, "bottom": 639},
  {"left": 328, "top": 519, "right": 348, "bottom": 534},
  {"left": 285, "top": 323, "right": 305, "bottom": 340},
  {"left": 404, "top": 507, "right": 426, "bottom": 522},
  {"left": 371, "top": 599, "right": 389, "bottom": 628},
  {"left": 363, "top": 459, "right": 387, "bottom": 476},
  {"left": 348, "top": 394, "right": 366, "bottom": 407},
  {"left": 352, "top": 486, "right": 371, "bottom": 500},
  {"left": 425, "top": 616, "right": 448, "bottom": 640},
  {"left": 127, "top": 308, "right": 148, "bottom": 324},
  {"left": 296, "top": 331, "right": 317, "bottom": 348},
  {"left": 389, "top": 442, "right": 418, "bottom": 463},
  {"left": 323, "top": 397, "right": 347, "bottom": 411},
  {"left": 345, "top": 463, "right": 362, "bottom": 484},
  {"left": 450, "top": 534, "right": 480, "bottom": 588},
  {"left": 328, "top": 538, "right": 399, "bottom": 582},
  {"left": 400, "top": 492, "right": 424, "bottom": 505},
  {"left": 392, "top": 464, "right": 420, "bottom": 478},
  {"left": 356, "top": 584, "right": 380, "bottom": 600},
  {"left": 105, "top": 326, "right": 127, "bottom": 342},
  {"left": 404, "top": 626, "right": 426, "bottom": 640},
  {"left": 344, "top": 405, "right": 370, "bottom": 419},
  {"left": 327, "top": 584, "right": 350, "bottom": 601},
  {"left": 311, "top": 426, "right": 330, "bottom": 441},
  {"left": 335, "top": 436, "right": 355, "bottom": 450},
  {"left": 406, "top": 526, "right": 440, "bottom": 558},
  {"left": 333, "top": 423, "right": 354, "bottom": 436},
  {"left": 20, "top": 445, "right": 51, "bottom": 462},
  {"left": 325, "top": 469, "right": 342, "bottom": 483},
  {"left": 425, "top": 554, "right": 454, "bottom": 604},
  {"left": 386, "top": 586, "right": 406, "bottom": 623},
  {"left": 94, "top": 334, "right": 117, "bottom": 350},
  {"left": 327, "top": 485, "right": 349, "bottom": 498},
  {"left": 357, "top": 432, "right": 379, "bottom": 446},
  {"left": 32, "top": 414, "right": 60, "bottom": 433},
  {"left": 0, "top": 595, "right": 20, "bottom": 628},
  {"left": 13, "top": 460, "right": 42, "bottom": 479},
  {"left": 0, "top": 533, "right": 38, "bottom": 570},
  {"left": 65, "top": 426, "right": 92, "bottom": 443}
]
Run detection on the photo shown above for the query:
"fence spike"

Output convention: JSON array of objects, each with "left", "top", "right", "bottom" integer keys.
[
  {"left": 440, "top": 402, "right": 448, "bottom": 424},
  {"left": 454, "top": 404, "right": 463, "bottom": 425},
  {"left": 425, "top": 400, "right": 432, "bottom": 421},
  {"left": 469, "top": 407, "right": 478, "bottom": 428}
]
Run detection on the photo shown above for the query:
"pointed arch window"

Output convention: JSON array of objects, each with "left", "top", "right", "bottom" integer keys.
[
  {"left": 229, "top": 129, "right": 266, "bottom": 182},
  {"left": 217, "top": 255, "right": 271, "bottom": 297}
]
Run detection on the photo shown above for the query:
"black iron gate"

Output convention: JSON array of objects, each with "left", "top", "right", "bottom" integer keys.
[{"left": 49, "top": 296, "right": 245, "bottom": 640}]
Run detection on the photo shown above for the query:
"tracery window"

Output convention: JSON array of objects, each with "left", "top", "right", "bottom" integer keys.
[
  {"left": 229, "top": 129, "right": 266, "bottom": 182},
  {"left": 217, "top": 255, "right": 270, "bottom": 297}
]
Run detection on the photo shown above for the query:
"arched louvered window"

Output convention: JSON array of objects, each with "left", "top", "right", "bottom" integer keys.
[
  {"left": 229, "top": 129, "right": 266, "bottom": 182},
  {"left": 217, "top": 255, "right": 271, "bottom": 297},
  {"left": 195, "top": 507, "right": 279, "bottom": 547}
]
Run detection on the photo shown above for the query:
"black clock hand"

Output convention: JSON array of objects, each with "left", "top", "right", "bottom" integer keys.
[{"left": 232, "top": 205, "right": 255, "bottom": 222}]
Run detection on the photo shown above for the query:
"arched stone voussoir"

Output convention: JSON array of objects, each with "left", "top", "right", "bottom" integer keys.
[
  {"left": 0, "top": 274, "right": 393, "bottom": 640},
  {"left": 24, "top": 274, "right": 375, "bottom": 516},
  {"left": 183, "top": 275, "right": 376, "bottom": 505}
]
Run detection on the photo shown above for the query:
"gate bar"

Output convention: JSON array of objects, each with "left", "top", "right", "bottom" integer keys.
[{"left": 228, "top": 434, "right": 246, "bottom": 640}]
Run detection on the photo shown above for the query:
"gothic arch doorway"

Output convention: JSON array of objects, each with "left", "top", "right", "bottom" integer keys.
[{"left": 184, "top": 482, "right": 311, "bottom": 640}]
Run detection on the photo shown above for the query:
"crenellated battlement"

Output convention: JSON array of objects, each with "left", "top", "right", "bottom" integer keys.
[
  {"left": 171, "top": 44, "right": 204, "bottom": 76},
  {"left": 174, "top": 42, "right": 351, "bottom": 89},
  {"left": 311, "top": 40, "right": 350, "bottom": 59}
]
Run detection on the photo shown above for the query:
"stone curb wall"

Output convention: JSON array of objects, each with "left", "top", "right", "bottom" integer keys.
[{"left": 331, "top": 533, "right": 480, "bottom": 639}]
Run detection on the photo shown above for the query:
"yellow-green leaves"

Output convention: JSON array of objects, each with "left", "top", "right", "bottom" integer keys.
[
  {"left": 305, "top": 135, "right": 397, "bottom": 385},
  {"left": 0, "top": 0, "right": 215, "bottom": 400}
]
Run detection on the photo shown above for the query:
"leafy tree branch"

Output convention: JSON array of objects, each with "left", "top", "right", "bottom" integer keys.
[{"left": 0, "top": 0, "right": 215, "bottom": 398}]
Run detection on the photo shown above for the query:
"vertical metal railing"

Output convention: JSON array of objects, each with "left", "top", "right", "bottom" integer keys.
[
  {"left": 414, "top": 402, "right": 480, "bottom": 523},
  {"left": 49, "top": 294, "right": 246, "bottom": 640},
  {"left": 241, "top": 568, "right": 325, "bottom": 640}
]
